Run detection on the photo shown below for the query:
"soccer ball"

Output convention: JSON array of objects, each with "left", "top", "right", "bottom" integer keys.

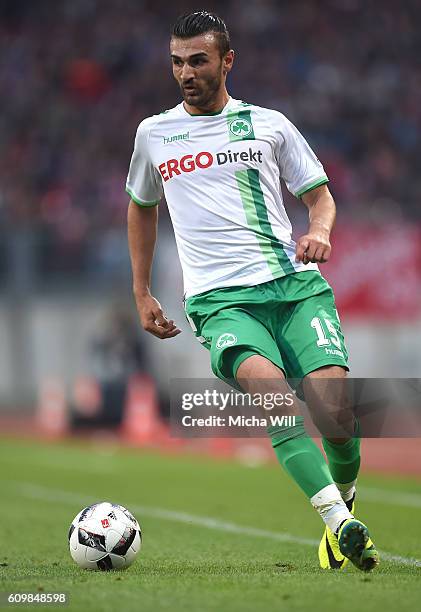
[{"left": 68, "top": 502, "right": 142, "bottom": 570}]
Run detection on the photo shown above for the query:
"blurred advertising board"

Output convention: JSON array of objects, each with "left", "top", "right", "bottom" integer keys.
[{"left": 324, "top": 224, "right": 421, "bottom": 319}]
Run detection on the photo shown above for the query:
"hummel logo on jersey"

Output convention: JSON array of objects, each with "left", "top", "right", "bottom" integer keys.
[
  {"left": 163, "top": 131, "right": 190, "bottom": 145},
  {"left": 159, "top": 147, "right": 263, "bottom": 182}
]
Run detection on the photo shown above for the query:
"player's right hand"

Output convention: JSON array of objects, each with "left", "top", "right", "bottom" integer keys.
[{"left": 135, "top": 293, "right": 181, "bottom": 339}]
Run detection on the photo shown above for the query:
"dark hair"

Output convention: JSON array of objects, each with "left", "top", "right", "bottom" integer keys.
[{"left": 171, "top": 11, "right": 230, "bottom": 57}]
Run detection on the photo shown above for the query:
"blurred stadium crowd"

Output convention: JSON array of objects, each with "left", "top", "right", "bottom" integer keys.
[{"left": 1, "top": 0, "right": 420, "bottom": 285}]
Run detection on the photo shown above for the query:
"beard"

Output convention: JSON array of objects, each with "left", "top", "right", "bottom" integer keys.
[{"left": 180, "top": 71, "right": 222, "bottom": 109}]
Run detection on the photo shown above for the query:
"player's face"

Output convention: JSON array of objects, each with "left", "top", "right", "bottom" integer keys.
[{"left": 170, "top": 33, "right": 232, "bottom": 109}]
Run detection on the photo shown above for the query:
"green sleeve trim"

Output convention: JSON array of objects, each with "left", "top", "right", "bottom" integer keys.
[
  {"left": 295, "top": 177, "right": 329, "bottom": 199},
  {"left": 126, "top": 187, "right": 159, "bottom": 207}
]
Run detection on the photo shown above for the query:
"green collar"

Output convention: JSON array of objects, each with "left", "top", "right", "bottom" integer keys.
[{"left": 183, "top": 98, "right": 231, "bottom": 117}]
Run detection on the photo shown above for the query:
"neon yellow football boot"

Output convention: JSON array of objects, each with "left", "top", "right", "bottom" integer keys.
[
  {"left": 318, "top": 498, "right": 355, "bottom": 570},
  {"left": 338, "top": 518, "right": 379, "bottom": 572},
  {"left": 319, "top": 526, "right": 349, "bottom": 569}
]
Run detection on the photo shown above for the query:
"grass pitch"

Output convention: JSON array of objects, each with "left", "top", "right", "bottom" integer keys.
[{"left": 0, "top": 437, "right": 420, "bottom": 612}]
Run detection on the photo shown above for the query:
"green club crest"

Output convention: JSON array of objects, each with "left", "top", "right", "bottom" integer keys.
[
  {"left": 229, "top": 118, "right": 252, "bottom": 138},
  {"left": 216, "top": 333, "right": 238, "bottom": 350}
]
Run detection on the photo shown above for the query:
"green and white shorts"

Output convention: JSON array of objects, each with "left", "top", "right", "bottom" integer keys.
[{"left": 184, "top": 271, "right": 348, "bottom": 385}]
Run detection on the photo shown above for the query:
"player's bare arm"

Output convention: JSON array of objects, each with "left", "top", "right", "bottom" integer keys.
[
  {"left": 295, "top": 184, "right": 336, "bottom": 265},
  {"left": 127, "top": 200, "right": 181, "bottom": 339}
]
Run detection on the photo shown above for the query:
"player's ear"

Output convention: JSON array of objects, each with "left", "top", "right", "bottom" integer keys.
[{"left": 223, "top": 50, "right": 234, "bottom": 74}]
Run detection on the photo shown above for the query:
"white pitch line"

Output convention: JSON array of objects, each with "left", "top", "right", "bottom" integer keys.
[
  {"left": 358, "top": 486, "right": 421, "bottom": 509},
  {"left": 10, "top": 482, "right": 421, "bottom": 568}
]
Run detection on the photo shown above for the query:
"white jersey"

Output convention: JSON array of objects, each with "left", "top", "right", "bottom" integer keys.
[{"left": 126, "top": 97, "right": 328, "bottom": 298}]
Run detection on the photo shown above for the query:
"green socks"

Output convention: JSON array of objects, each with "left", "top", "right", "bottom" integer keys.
[
  {"left": 322, "top": 422, "right": 361, "bottom": 486},
  {"left": 268, "top": 416, "right": 333, "bottom": 498}
]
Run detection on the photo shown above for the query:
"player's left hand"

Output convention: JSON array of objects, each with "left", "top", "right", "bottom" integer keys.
[{"left": 295, "top": 231, "right": 331, "bottom": 264}]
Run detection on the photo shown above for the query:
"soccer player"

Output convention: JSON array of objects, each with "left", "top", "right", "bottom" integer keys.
[{"left": 126, "top": 11, "right": 379, "bottom": 571}]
